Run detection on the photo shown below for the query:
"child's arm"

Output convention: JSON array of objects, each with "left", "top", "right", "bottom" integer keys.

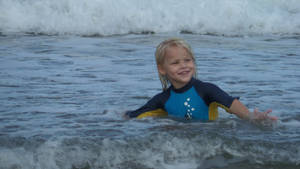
[
  {"left": 229, "top": 99, "right": 277, "bottom": 122},
  {"left": 124, "top": 92, "right": 168, "bottom": 118}
]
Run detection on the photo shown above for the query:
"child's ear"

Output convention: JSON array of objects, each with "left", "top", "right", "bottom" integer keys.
[{"left": 157, "top": 64, "right": 166, "bottom": 75}]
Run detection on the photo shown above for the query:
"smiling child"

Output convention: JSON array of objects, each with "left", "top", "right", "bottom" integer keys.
[{"left": 126, "top": 38, "right": 277, "bottom": 122}]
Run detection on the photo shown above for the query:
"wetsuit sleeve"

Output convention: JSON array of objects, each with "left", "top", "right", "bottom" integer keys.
[
  {"left": 195, "top": 81, "right": 236, "bottom": 109},
  {"left": 125, "top": 92, "right": 167, "bottom": 118},
  {"left": 206, "top": 83, "right": 236, "bottom": 108}
]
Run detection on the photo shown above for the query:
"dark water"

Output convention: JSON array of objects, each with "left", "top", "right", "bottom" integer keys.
[{"left": 1, "top": 33, "right": 300, "bottom": 169}]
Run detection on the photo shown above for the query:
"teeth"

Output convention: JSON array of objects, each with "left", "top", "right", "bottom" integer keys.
[{"left": 179, "top": 71, "right": 189, "bottom": 75}]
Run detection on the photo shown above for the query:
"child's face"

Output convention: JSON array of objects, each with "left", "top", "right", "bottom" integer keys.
[{"left": 158, "top": 46, "right": 195, "bottom": 89}]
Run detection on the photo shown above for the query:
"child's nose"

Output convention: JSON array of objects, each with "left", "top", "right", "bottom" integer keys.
[{"left": 180, "top": 61, "right": 187, "bottom": 67}]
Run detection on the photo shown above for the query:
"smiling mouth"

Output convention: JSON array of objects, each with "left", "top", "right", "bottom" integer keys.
[{"left": 178, "top": 70, "right": 191, "bottom": 76}]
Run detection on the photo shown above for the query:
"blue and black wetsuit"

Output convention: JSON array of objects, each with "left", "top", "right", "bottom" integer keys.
[{"left": 127, "top": 78, "right": 236, "bottom": 120}]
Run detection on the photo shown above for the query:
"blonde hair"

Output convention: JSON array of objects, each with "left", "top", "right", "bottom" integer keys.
[{"left": 155, "top": 38, "right": 197, "bottom": 91}]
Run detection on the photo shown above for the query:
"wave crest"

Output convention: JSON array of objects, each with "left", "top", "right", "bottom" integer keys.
[{"left": 1, "top": 0, "right": 300, "bottom": 36}]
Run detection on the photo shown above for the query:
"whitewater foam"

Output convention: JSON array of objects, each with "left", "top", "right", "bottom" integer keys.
[
  {"left": 1, "top": 130, "right": 299, "bottom": 169},
  {"left": 1, "top": 0, "right": 300, "bottom": 36}
]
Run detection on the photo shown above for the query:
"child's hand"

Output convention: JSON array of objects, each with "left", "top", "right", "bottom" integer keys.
[
  {"left": 123, "top": 111, "right": 131, "bottom": 119},
  {"left": 251, "top": 108, "right": 278, "bottom": 122}
]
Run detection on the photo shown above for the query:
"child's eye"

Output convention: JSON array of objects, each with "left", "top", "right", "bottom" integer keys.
[
  {"left": 171, "top": 61, "right": 179, "bottom": 65},
  {"left": 184, "top": 58, "right": 192, "bottom": 62}
]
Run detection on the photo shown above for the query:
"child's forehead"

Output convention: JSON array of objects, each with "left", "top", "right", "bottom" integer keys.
[
  {"left": 165, "top": 45, "right": 190, "bottom": 56},
  {"left": 165, "top": 45, "right": 188, "bottom": 53}
]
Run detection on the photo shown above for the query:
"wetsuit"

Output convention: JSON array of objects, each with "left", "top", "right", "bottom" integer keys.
[{"left": 126, "top": 78, "right": 236, "bottom": 120}]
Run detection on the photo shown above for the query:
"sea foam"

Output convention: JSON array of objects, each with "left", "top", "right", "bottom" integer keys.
[{"left": 1, "top": 0, "right": 300, "bottom": 36}]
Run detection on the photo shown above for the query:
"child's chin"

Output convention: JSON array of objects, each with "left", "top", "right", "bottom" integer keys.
[
  {"left": 182, "top": 73, "right": 193, "bottom": 79},
  {"left": 179, "top": 76, "right": 192, "bottom": 83},
  {"left": 179, "top": 71, "right": 193, "bottom": 79}
]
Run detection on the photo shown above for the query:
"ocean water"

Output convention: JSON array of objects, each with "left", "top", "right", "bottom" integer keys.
[{"left": 1, "top": 0, "right": 300, "bottom": 169}]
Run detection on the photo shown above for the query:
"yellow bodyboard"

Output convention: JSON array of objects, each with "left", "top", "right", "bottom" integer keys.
[{"left": 137, "top": 109, "right": 168, "bottom": 119}]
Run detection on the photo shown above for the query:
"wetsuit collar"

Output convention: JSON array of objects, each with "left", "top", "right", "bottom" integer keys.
[{"left": 171, "top": 78, "right": 196, "bottom": 93}]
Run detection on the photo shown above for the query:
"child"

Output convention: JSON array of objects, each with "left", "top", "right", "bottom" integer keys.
[{"left": 126, "top": 38, "right": 277, "bottom": 122}]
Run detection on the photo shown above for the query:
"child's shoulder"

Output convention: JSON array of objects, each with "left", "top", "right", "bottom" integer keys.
[
  {"left": 193, "top": 78, "right": 215, "bottom": 87},
  {"left": 193, "top": 78, "right": 221, "bottom": 91},
  {"left": 151, "top": 87, "right": 171, "bottom": 102}
]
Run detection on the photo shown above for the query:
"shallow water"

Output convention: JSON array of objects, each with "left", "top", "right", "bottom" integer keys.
[
  {"left": 1, "top": 33, "right": 300, "bottom": 169},
  {"left": 1, "top": 0, "right": 300, "bottom": 168}
]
